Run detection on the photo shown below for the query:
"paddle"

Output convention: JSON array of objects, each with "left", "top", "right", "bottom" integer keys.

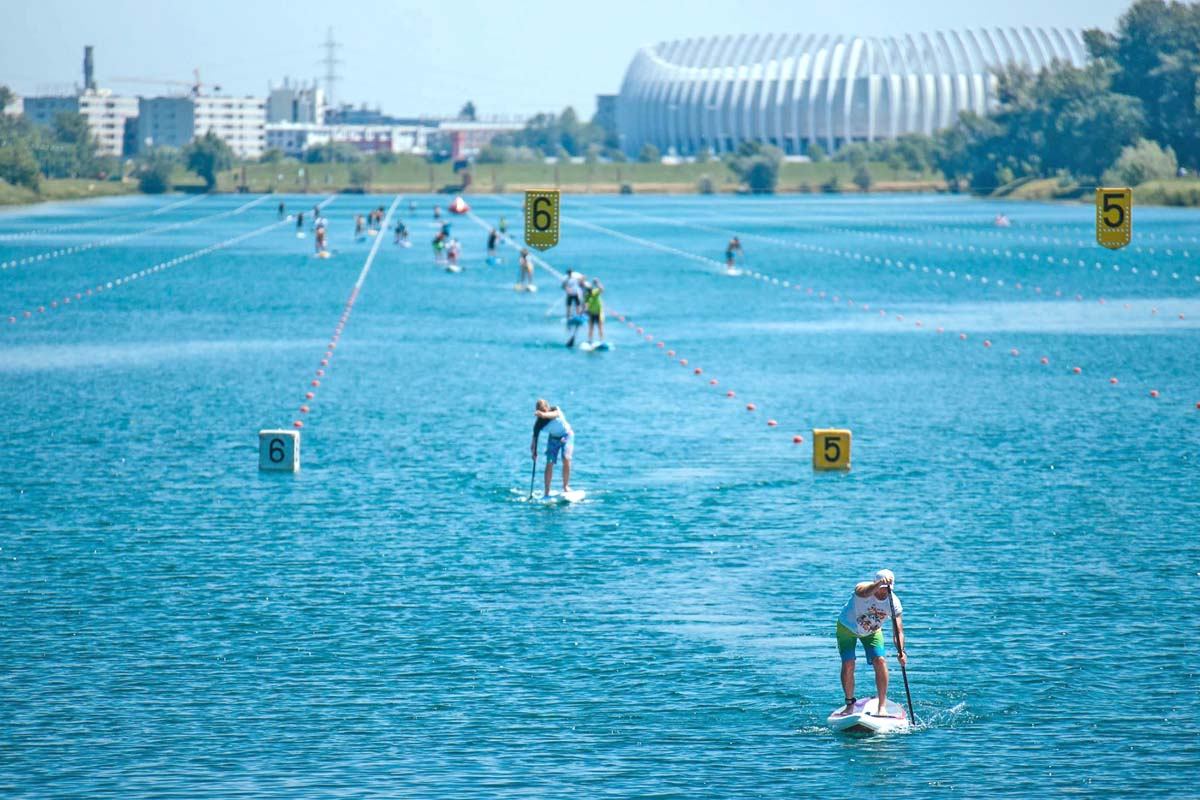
[
  {"left": 887, "top": 585, "right": 917, "bottom": 724},
  {"left": 528, "top": 453, "right": 538, "bottom": 500}
]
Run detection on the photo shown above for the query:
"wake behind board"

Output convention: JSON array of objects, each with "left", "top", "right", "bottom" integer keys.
[
  {"left": 542, "top": 489, "right": 586, "bottom": 504},
  {"left": 827, "top": 697, "right": 910, "bottom": 734}
]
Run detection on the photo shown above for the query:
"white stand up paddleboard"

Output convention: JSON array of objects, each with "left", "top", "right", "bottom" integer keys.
[
  {"left": 513, "top": 284, "right": 538, "bottom": 293},
  {"left": 445, "top": 264, "right": 462, "bottom": 273},
  {"left": 542, "top": 489, "right": 586, "bottom": 504},
  {"left": 578, "top": 341, "right": 613, "bottom": 352},
  {"left": 827, "top": 697, "right": 910, "bottom": 734}
]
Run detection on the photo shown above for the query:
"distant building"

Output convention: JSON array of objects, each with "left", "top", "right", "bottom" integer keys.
[
  {"left": 594, "top": 94, "right": 618, "bottom": 140},
  {"left": 617, "top": 28, "right": 1086, "bottom": 156},
  {"left": 21, "top": 45, "right": 137, "bottom": 157},
  {"left": 24, "top": 89, "right": 138, "bottom": 157},
  {"left": 432, "top": 120, "right": 526, "bottom": 160},
  {"left": 267, "top": 79, "right": 325, "bottom": 124},
  {"left": 265, "top": 122, "right": 429, "bottom": 156},
  {"left": 139, "top": 95, "right": 266, "bottom": 158}
]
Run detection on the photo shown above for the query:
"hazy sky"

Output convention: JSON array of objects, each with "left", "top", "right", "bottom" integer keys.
[{"left": 2, "top": 0, "right": 1134, "bottom": 119}]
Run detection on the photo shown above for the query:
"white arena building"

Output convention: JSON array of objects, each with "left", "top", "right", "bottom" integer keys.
[{"left": 616, "top": 29, "right": 1086, "bottom": 157}]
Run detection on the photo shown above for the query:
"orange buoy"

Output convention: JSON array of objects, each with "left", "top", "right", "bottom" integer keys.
[
  {"left": 305, "top": 392, "right": 314, "bottom": 400},
  {"left": 693, "top": 368, "right": 702, "bottom": 375},
  {"left": 709, "top": 379, "right": 718, "bottom": 386},
  {"left": 293, "top": 420, "right": 303, "bottom": 429},
  {"left": 311, "top": 380, "right": 320, "bottom": 387},
  {"left": 767, "top": 419, "right": 777, "bottom": 427},
  {"left": 300, "top": 405, "right": 310, "bottom": 413},
  {"left": 726, "top": 390, "right": 735, "bottom": 398},
  {"left": 1149, "top": 389, "right": 1159, "bottom": 398},
  {"left": 1072, "top": 367, "right": 1082, "bottom": 374},
  {"left": 792, "top": 435, "right": 804, "bottom": 444},
  {"left": 746, "top": 403, "right": 756, "bottom": 411}
]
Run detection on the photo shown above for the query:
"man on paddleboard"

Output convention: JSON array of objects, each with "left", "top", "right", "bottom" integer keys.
[
  {"left": 836, "top": 569, "right": 906, "bottom": 717},
  {"left": 531, "top": 399, "right": 573, "bottom": 497}
]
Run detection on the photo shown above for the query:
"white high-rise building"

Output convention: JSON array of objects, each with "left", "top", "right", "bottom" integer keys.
[
  {"left": 24, "top": 89, "right": 137, "bottom": 157},
  {"left": 138, "top": 95, "right": 266, "bottom": 158},
  {"left": 267, "top": 79, "right": 325, "bottom": 124}
]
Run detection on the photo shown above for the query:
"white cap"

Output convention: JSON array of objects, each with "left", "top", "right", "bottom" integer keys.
[{"left": 875, "top": 569, "right": 895, "bottom": 584}]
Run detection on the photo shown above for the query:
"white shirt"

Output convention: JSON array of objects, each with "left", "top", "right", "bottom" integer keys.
[{"left": 838, "top": 590, "right": 902, "bottom": 636}]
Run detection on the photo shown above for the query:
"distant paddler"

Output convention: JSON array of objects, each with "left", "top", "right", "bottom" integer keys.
[
  {"left": 584, "top": 278, "right": 605, "bottom": 346},
  {"left": 487, "top": 228, "right": 499, "bottom": 263},
  {"left": 517, "top": 247, "right": 535, "bottom": 290},
  {"left": 834, "top": 570, "right": 907, "bottom": 718},
  {"left": 531, "top": 398, "right": 574, "bottom": 498},
  {"left": 725, "top": 236, "right": 743, "bottom": 271}
]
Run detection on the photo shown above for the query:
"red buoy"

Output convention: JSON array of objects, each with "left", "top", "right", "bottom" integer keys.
[
  {"left": 300, "top": 405, "right": 310, "bottom": 413},
  {"left": 726, "top": 390, "right": 735, "bottom": 398},
  {"left": 1072, "top": 367, "right": 1082, "bottom": 374},
  {"left": 667, "top": 350, "right": 675, "bottom": 357},
  {"left": 305, "top": 392, "right": 314, "bottom": 400},
  {"left": 311, "top": 380, "right": 320, "bottom": 387},
  {"left": 1010, "top": 348, "right": 1019, "bottom": 357},
  {"left": 1040, "top": 357, "right": 1049, "bottom": 365},
  {"left": 680, "top": 359, "right": 688, "bottom": 366},
  {"left": 1109, "top": 377, "right": 1119, "bottom": 384},
  {"left": 709, "top": 379, "right": 718, "bottom": 386},
  {"left": 1149, "top": 389, "right": 1159, "bottom": 398},
  {"left": 746, "top": 403, "right": 756, "bottom": 411},
  {"left": 767, "top": 419, "right": 778, "bottom": 427},
  {"left": 293, "top": 420, "right": 304, "bottom": 429},
  {"left": 983, "top": 340, "right": 992, "bottom": 348},
  {"left": 792, "top": 435, "right": 804, "bottom": 444},
  {"left": 693, "top": 368, "right": 702, "bottom": 375},
  {"left": 959, "top": 333, "right": 967, "bottom": 340}
]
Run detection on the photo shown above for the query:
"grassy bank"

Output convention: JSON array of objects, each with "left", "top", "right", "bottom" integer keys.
[
  {"left": 175, "top": 157, "right": 940, "bottom": 195},
  {"left": 993, "top": 176, "right": 1200, "bottom": 206},
  {"left": 0, "top": 178, "right": 136, "bottom": 207}
]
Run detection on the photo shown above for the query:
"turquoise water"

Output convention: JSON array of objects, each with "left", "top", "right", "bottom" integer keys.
[{"left": 1, "top": 192, "right": 1198, "bottom": 797}]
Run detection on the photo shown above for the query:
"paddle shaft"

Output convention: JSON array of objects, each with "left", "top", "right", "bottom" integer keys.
[
  {"left": 529, "top": 454, "right": 538, "bottom": 500},
  {"left": 887, "top": 588, "right": 916, "bottom": 724}
]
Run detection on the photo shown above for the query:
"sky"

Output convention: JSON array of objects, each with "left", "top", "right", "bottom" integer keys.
[{"left": 1, "top": 0, "right": 1135, "bottom": 120}]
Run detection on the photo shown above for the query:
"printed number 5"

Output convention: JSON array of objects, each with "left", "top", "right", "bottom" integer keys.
[
  {"left": 1102, "top": 193, "right": 1125, "bottom": 228},
  {"left": 823, "top": 437, "right": 842, "bottom": 463},
  {"left": 269, "top": 438, "right": 285, "bottom": 463},
  {"left": 532, "top": 197, "right": 552, "bottom": 231}
]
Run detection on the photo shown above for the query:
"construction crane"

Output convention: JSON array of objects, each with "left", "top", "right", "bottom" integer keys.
[{"left": 108, "top": 69, "right": 220, "bottom": 96}]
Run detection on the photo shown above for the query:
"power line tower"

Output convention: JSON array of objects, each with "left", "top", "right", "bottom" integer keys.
[{"left": 321, "top": 27, "right": 342, "bottom": 109}]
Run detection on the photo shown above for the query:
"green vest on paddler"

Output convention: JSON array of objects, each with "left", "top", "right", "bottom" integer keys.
[{"left": 585, "top": 285, "right": 603, "bottom": 315}]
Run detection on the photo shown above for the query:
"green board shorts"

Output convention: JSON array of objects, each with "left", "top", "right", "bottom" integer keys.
[{"left": 837, "top": 621, "right": 885, "bottom": 663}]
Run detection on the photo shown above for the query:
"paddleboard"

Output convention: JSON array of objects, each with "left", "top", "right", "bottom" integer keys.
[
  {"left": 316, "top": 250, "right": 331, "bottom": 259},
  {"left": 398, "top": 241, "right": 412, "bottom": 248},
  {"left": 579, "top": 341, "right": 613, "bottom": 352},
  {"left": 512, "top": 283, "right": 538, "bottom": 293},
  {"left": 725, "top": 268, "right": 742, "bottom": 277},
  {"left": 445, "top": 264, "right": 462, "bottom": 273},
  {"left": 542, "top": 489, "right": 586, "bottom": 504},
  {"left": 296, "top": 232, "right": 307, "bottom": 239},
  {"left": 827, "top": 697, "right": 910, "bottom": 734}
]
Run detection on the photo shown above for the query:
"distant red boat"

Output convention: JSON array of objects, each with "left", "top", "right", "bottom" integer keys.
[{"left": 449, "top": 196, "right": 470, "bottom": 214}]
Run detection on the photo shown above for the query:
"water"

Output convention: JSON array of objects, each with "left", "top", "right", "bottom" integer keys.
[{"left": 1, "top": 193, "right": 1198, "bottom": 797}]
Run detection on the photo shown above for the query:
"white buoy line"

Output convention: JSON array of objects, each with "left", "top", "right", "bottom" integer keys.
[{"left": 0, "top": 194, "right": 274, "bottom": 272}]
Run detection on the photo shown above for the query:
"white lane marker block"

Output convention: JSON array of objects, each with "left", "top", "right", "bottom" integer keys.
[{"left": 259, "top": 429, "right": 300, "bottom": 472}]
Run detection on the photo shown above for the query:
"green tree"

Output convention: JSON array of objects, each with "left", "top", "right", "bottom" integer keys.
[
  {"left": 259, "top": 148, "right": 284, "bottom": 164},
  {"left": 137, "top": 148, "right": 176, "bottom": 193},
  {"left": 729, "top": 141, "right": 782, "bottom": 193},
  {"left": 304, "top": 141, "right": 363, "bottom": 164},
  {"left": 182, "top": 131, "right": 234, "bottom": 190},
  {"left": 348, "top": 161, "right": 372, "bottom": 190},
  {"left": 0, "top": 85, "right": 13, "bottom": 112},
  {"left": 853, "top": 165, "right": 873, "bottom": 191},
  {"left": 0, "top": 141, "right": 40, "bottom": 190},
  {"left": 1086, "top": 0, "right": 1200, "bottom": 168},
  {"left": 806, "top": 142, "right": 825, "bottom": 162},
  {"left": 638, "top": 142, "right": 661, "bottom": 163},
  {"left": 459, "top": 101, "right": 477, "bottom": 121},
  {"left": 1103, "top": 138, "right": 1179, "bottom": 185}
]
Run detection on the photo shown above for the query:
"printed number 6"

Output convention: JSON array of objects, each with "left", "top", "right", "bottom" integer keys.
[
  {"left": 532, "top": 196, "right": 552, "bottom": 231},
  {"left": 823, "top": 437, "right": 841, "bottom": 463},
  {"left": 269, "top": 437, "right": 285, "bottom": 463},
  {"left": 1102, "top": 193, "right": 1125, "bottom": 228}
]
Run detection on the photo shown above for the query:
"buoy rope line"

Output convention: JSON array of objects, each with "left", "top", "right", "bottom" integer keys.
[
  {"left": 291, "top": 195, "right": 399, "bottom": 430},
  {"left": 555, "top": 210, "right": 1198, "bottom": 410},
  {"left": 5, "top": 196, "right": 336, "bottom": 328},
  {"left": 0, "top": 193, "right": 207, "bottom": 242},
  {"left": 825, "top": 213, "right": 1200, "bottom": 249},
  {"left": 0, "top": 194, "right": 273, "bottom": 272},
  {"left": 820, "top": 224, "right": 1199, "bottom": 284},
  {"left": 472, "top": 199, "right": 811, "bottom": 438},
  {"left": 573, "top": 200, "right": 1193, "bottom": 322}
]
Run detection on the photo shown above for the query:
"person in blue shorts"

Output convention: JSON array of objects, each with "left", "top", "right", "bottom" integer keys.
[
  {"left": 835, "top": 569, "right": 907, "bottom": 717},
  {"left": 531, "top": 399, "right": 573, "bottom": 497}
]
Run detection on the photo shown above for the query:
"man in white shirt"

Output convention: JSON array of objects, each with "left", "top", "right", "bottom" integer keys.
[{"left": 835, "top": 569, "right": 907, "bottom": 716}]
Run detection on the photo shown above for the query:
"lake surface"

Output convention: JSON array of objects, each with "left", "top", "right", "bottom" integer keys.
[{"left": 1, "top": 192, "right": 1198, "bottom": 797}]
